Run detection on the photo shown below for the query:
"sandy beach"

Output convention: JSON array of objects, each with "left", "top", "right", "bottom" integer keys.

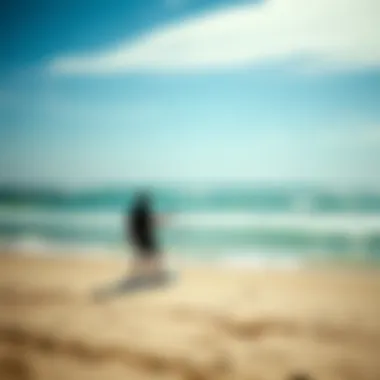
[{"left": 0, "top": 254, "right": 379, "bottom": 380}]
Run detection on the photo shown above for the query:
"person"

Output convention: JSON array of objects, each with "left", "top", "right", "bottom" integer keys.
[{"left": 126, "top": 191, "right": 165, "bottom": 278}]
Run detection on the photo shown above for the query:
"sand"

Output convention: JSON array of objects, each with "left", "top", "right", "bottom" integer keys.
[{"left": 0, "top": 254, "right": 379, "bottom": 380}]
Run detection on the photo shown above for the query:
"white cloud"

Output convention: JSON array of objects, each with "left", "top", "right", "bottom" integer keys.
[{"left": 49, "top": 0, "right": 380, "bottom": 75}]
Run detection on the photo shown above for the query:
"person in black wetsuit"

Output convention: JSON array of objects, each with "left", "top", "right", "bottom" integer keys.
[{"left": 126, "top": 191, "right": 163, "bottom": 277}]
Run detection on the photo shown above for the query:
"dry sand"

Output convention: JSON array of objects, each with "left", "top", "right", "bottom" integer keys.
[{"left": 0, "top": 254, "right": 379, "bottom": 380}]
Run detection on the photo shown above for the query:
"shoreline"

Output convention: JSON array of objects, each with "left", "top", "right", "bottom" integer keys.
[{"left": 1, "top": 247, "right": 379, "bottom": 272}]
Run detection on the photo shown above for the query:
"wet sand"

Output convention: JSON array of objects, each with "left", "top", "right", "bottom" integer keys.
[{"left": 0, "top": 254, "right": 379, "bottom": 380}]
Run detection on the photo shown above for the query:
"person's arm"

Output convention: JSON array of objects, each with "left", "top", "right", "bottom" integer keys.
[
  {"left": 155, "top": 214, "right": 172, "bottom": 226},
  {"left": 124, "top": 213, "right": 131, "bottom": 241}
]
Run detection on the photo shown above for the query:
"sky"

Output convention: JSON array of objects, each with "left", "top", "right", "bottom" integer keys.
[{"left": 1, "top": 0, "right": 380, "bottom": 187}]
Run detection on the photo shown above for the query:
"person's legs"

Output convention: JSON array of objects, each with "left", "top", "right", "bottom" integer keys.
[
  {"left": 129, "top": 250, "right": 163, "bottom": 278},
  {"left": 128, "top": 249, "right": 144, "bottom": 277},
  {"left": 139, "top": 252, "right": 164, "bottom": 276}
]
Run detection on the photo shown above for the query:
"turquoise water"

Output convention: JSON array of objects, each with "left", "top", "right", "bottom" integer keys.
[
  {"left": 1, "top": 184, "right": 380, "bottom": 264},
  {"left": 2, "top": 185, "right": 380, "bottom": 213}
]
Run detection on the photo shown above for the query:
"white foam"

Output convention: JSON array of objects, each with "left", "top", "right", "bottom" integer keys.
[
  {"left": 0, "top": 236, "right": 300, "bottom": 269},
  {"left": 0, "top": 236, "right": 120, "bottom": 258},
  {"left": 173, "top": 213, "right": 380, "bottom": 234},
  {"left": 2, "top": 209, "right": 380, "bottom": 234},
  {"left": 217, "top": 250, "right": 302, "bottom": 271}
]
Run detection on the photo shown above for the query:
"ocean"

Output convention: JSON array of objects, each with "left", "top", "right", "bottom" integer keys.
[{"left": 1, "top": 183, "right": 380, "bottom": 267}]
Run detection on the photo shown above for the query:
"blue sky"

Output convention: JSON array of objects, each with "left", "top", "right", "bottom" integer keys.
[{"left": 1, "top": 0, "right": 380, "bottom": 187}]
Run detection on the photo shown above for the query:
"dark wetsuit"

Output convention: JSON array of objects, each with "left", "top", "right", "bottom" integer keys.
[{"left": 127, "top": 200, "right": 158, "bottom": 257}]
